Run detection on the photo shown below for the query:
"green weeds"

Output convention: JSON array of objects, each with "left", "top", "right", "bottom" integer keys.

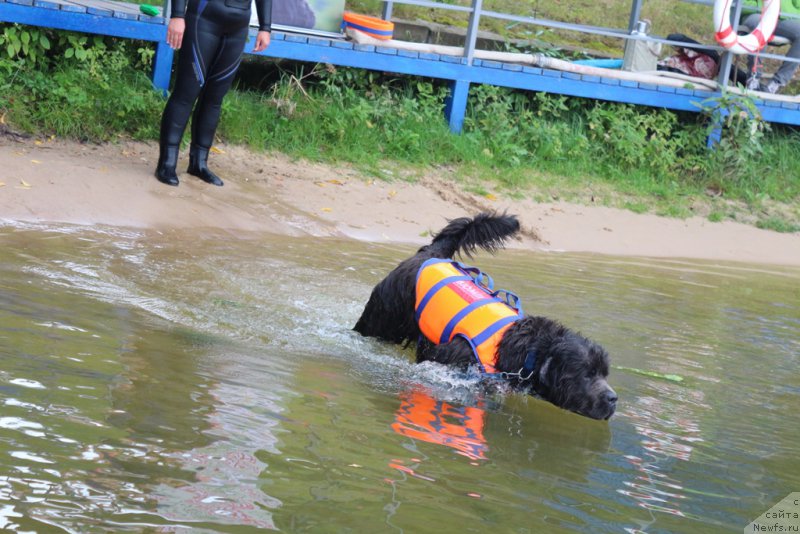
[
  {"left": 1, "top": 22, "right": 798, "bottom": 232},
  {"left": 0, "top": 25, "right": 161, "bottom": 140}
]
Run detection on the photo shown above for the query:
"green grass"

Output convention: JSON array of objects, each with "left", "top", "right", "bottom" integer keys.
[
  {"left": 757, "top": 217, "right": 800, "bottom": 233},
  {"left": 347, "top": 0, "right": 714, "bottom": 54},
  {"left": 1, "top": 23, "right": 799, "bottom": 233}
]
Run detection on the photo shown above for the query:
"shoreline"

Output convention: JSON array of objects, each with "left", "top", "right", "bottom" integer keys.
[{"left": 2, "top": 136, "right": 800, "bottom": 267}]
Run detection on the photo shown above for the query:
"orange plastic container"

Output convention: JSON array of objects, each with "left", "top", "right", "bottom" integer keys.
[{"left": 342, "top": 12, "right": 394, "bottom": 40}]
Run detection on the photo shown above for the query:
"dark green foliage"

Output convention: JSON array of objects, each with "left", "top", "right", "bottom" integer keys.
[
  {"left": 0, "top": 24, "right": 162, "bottom": 140},
  {"left": 2, "top": 23, "right": 798, "bottom": 230}
]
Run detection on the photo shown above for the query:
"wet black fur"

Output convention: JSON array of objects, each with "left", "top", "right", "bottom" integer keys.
[{"left": 354, "top": 212, "right": 617, "bottom": 420}]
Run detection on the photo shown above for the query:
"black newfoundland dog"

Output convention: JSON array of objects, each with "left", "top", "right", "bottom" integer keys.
[{"left": 354, "top": 212, "right": 617, "bottom": 420}]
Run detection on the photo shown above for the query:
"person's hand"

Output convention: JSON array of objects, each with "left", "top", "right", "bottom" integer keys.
[
  {"left": 167, "top": 18, "right": 186, "bottom": 49},
  {"left": 254, "top": 31, "right": 271, "bottom": 53}
]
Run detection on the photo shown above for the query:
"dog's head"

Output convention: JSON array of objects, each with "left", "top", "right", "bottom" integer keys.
[{"left": 535, "top": 334, "right": 617, "bottom": 420}]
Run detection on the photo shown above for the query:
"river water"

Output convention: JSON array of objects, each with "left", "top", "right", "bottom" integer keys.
[{"left": 1, "top": 222, "right": 798, "bottom": 533}]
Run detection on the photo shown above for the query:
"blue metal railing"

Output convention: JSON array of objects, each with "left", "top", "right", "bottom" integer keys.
[{"left": 378, "top": 0, "right": 800, "bottom": 89}]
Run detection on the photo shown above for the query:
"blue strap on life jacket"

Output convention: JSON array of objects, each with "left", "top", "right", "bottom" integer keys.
[
  {"left": 452, "top": 261, "right": 524, "bottom": 315},
  {"left": 439, "top": 297, "right": 498, "bottom": 344}
]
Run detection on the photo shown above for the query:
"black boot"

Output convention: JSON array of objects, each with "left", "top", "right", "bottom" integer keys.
[
  {"left": 155, "top": 144, "right": 180, "bottom": 186},
  {"left": 187, "top": 145, "right": 223, "bottom": 186}
]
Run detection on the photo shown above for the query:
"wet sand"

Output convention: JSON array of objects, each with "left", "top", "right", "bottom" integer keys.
[{"left": 1, "top": 136, "right": 799, "bottom": 266}]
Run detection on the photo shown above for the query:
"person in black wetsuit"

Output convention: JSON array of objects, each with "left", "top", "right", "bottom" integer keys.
[{"left": 155, "top": 0, "right": 272, "bottom": 187}]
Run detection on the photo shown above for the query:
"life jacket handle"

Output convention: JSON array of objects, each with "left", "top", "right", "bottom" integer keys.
[
  {"left": 457, "top": 263, "right": 495, "bottom": 291},
  {"left": 491, "top": 288, "right": 523, "bottom": 315},
  {"left": 454, "top": 261, "right": 524, "bottom": 314}
]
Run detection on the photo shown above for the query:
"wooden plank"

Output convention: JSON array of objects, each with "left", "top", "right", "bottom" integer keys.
[
  {"left": 331, "top": 40, "right": 353, "bottom": 50},
  {"left": 65, "top": 0, "right": 146, "bottom": 21},
  {"left": 307, "top": 36, "right": 331, "bottom": 47},
  {"left": 283, "top": 33, "right": 309, "bottom": 44},
  {"left": 439, "top": 55, "right": 465, "bottom": 64},
  {"left": 0, "top": 2, "right": 164, "bottom": 40},
  {"left": 59, "top": 0, "right": 109, "bottom": 14},
  {"left": 4, "top": 3, "right": 800, "bottom": 129},
  {"left": 33, "top": 0, "right": 60, "bottom": 9},
  {"left": 501, "top": 63, "right": 522, "bottom": 72},
  {"left": 58, "top": 3, "right": 87, "bottom": 12},
  {"left": 138, "top": 13, "right": 164, "bottom": 24},
  {"left": 86, "top": 6, "right": 113, "bottom": 16},
  {"left": 81, "top": 0, "right": 139, "bottom": 13},
  {"left": 477, "top": 59, "right": 502, "bottom": 69},
  {"left": 61, "top": 4, "right": 86, "bottom": 13},
  {"left": 35, "top": 0, "right": 86, "bottom": 11},
  {"left": 112, "top": 10, "right": 137, "bottom": 20}
]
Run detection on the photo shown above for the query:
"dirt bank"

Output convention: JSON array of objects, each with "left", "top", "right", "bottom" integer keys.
[{"left": 1, "top": 136, "right": 799, "bottom": 266}]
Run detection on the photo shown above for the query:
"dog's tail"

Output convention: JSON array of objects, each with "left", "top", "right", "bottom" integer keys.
[{"left": 425, "top": 212, "right": 520, "bottom": 258}]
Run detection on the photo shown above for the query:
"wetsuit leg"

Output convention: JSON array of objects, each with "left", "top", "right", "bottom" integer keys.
[
  {"left": 159, "top": 15, "right": 236, "bottom": 148},
  {"left": 189, "top": 26, "right": 248, "bottom": 150},
  {"left": 156, "top": 13, "right": 223, "bottom": 185},
  {"left": 157, "top": 3, "right": 250, "bottom": 186},
  {"left": 186, "top": 24, "right": 248, "bottom": 186}
]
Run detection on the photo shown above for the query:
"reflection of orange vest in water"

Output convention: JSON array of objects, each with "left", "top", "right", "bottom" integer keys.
[
  {"left": 392, "top": 389, "right": 488, "bottom": 460},
  {"left": 415, "top": 259, "right": 523, "bottom": 374}
]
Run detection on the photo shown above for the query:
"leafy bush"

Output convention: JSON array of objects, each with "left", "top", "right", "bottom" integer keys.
[
  {"left": 0, "top": 24, "right": 162, "bottom": 140},
  {"left": 2, "top": 23, "right": 799, "bottom": 229}
]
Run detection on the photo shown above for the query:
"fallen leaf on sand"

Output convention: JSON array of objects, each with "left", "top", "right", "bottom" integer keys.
[
  {"left": 210, "top": 146, "right": 225, "bottom": 154},
  {"left": 388, "top": 190, "right": 397, "bottom": 198},
  {"left": 321, "top": 207, "right": 332, "bottom": 212},
  {"left": 485, "top": 193, "right": 497, "bottom": 201},
  {"left": 327, "top": 179, "right": 345, "bottom": 186},
  {"left": 30, "top": 160, "right": 41, "bottom": 164},
  {"left": 314, "top": 181, "right": 326, "bottom": 187},
  {"left": 0, "top": 182, "right": 5, "bottom": 187}
]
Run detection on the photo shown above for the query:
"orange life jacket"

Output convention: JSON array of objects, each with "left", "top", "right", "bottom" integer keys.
[
  {"left": 391, "top": 389, "right": 488, "bottom": 460},
  {"left": 415, "top": 259, "right": 523, "bottom": 374}
]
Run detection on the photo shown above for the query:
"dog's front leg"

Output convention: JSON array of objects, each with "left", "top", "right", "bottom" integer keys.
[{"left": 416, "top": 336, "right": 476, "bottom": 371}]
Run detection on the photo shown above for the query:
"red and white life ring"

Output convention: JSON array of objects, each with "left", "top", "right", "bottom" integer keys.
[{"left": 714, "top": 0, "right": 782, "bottom": 54}]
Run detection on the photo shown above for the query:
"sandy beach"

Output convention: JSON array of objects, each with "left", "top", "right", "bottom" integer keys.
[{"left": 1, "top": 135, "right": 799, "bottom": 266}]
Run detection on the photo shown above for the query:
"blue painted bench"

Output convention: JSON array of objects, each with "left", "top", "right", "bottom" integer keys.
[{"left": 2, "top": 0, "right": 800, "bottom": 133}]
